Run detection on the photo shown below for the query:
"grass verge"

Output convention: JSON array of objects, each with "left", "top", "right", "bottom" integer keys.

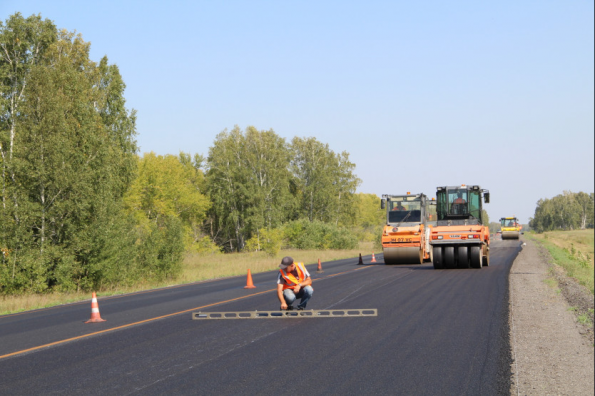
[
  {"left": 527, "top": 231, "right": 594, "bottom": 295},
  {"left": 0, "top": 242, "right": 380, "bottom": 315},
  {"left": 578, "top": 310, "right": 594, "bottom": 327}
]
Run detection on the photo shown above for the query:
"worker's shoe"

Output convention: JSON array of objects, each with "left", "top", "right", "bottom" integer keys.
[
  {"left": 286, "top": 305, "right": 294, "bottom": 310},
  {"left": 297, "top": 306, "right": 304, "bottom": 311}
]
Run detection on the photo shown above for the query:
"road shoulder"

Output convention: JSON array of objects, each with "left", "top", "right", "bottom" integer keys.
[{"left": 509, "top": 238, "right": 594, "bottom": 395}]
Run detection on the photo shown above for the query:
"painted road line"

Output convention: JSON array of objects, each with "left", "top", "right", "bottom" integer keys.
[{"left": 0, "top": 265, "right": 373, "bottom": 359}]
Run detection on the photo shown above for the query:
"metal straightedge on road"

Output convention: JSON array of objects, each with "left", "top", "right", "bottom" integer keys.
[{"left": 192, "top": 309, "right": 378, "bottom": 320}]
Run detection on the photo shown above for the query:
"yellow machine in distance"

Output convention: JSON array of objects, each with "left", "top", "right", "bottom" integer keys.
[{"left": 500, "top": 217, "right": 521, "bottom": 240}]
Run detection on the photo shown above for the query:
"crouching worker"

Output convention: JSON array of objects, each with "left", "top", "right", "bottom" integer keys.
[{"left": 277, "top": 256, "right": 313, "bottom": 310}]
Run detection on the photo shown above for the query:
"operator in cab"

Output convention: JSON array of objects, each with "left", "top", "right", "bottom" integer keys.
[
  {"left": 393, "top": 201, "right": 406, "bottom": 211},
  {"left": 454, "top": 191, "right": 466, "bottom": 204}
]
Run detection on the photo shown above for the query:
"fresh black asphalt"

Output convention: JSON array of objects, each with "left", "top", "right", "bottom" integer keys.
[{"left": 0, "top": 240, "right": 521, "bottom": 395}]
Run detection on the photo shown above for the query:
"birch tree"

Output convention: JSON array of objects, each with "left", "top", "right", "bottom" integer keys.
[
  {"left": 206, "top": 126, "right": 294, "bottom": 252},
  {"left": 574, "top": 192, "right": 594, "bottom": 230},
  {"left": 206, "top": 127, "right": 249, "bottom": 251},
  {"left": 530, "top": 191, "right": 594, "bottom": 232},
  {"left": 0, "top": 13, "right": 57, "bottom": 266},
  {"left": 242, "top": 126, "right": 294, "bottom": 237},
  {"left": 0, "top": 14, "right": 138, "bottom": 292},
  {"left": 290, "top": 137, "right": 360, "bottom": 226},
  {"left": 0, "top": 14, "right": 56, "bottom": 199}
]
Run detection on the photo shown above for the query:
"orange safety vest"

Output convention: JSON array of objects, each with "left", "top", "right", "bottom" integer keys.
[
  {"left": 454, "top": 198, "right": 465, "bottom": 204},
  {"left": 279, "top": 262, "right": 307, "bottom": 290}
]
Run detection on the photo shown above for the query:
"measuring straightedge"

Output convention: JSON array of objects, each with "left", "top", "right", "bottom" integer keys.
[{"left": 192, "top": 309, "right": 377, "bottom": 320}]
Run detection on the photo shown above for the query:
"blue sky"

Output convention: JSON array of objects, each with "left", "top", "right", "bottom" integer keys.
[{"left": 2, "top": 1, "right": 593, "bottom": 223}]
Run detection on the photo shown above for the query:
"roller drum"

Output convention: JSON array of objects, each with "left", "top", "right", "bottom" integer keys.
[
  {"left": 501, "top": 231, "right": 520, "bottom": 240},
  {"left": 383, "top": 247, "right": 423, "bottom": 264}
]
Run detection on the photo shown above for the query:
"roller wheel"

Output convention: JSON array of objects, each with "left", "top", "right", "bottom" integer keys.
[
  {"left": 383, "top": 247, "right": 423, "bottom": 265},
  {"left": 483, "top": 246, "right": 490, "bottom": 267},
  {"left": 433, "top": 246, "right": 443, "bottom": 269},
  {"left": 418, "top": 249, "right": 424, "bottom": 265},
  {"left": 444, "top": 247, "right": 456, "bottom": 269},
  {"left": 458, "top": 246, "right": 470, "bottom": 268},
  {"left": 470, "top": 246, "right": 482, "bottom": 268}
]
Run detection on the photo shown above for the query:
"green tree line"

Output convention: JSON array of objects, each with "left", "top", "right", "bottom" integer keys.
[
  {"left": 529, "top": 191, "right": 594, "bottom": 233},
  {"left": 0, "top": 14, "right": 371, "bottom": 294},
  {"left": 0, "top": 14, "right": 148, "bottom": 293},
  {"left": 206, "top": 128, "right": 361, "bottom": 252}
]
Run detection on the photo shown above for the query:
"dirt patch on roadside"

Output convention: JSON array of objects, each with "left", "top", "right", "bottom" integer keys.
[
  {"left": 549, "top": 262, "right": 594, "bottom": 345},
  {"left": 509, "top": 238, "right": 594, "bottom": 395}
]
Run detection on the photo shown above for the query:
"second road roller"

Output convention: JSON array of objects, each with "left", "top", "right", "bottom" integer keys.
[{"left": 380, "top": 193, "right": 436, "bottom": 264}]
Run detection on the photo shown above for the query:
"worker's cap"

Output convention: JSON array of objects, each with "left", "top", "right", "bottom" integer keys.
[{"left": 279, "top": 256, "right": 294, "bottom": 269}]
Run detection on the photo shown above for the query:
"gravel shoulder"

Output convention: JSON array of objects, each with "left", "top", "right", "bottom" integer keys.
[{"left": 509, "top": 237, "right": 594, "bottom": 395}]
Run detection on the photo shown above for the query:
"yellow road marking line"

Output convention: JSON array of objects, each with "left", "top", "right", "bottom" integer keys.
[
  {"left": 0, "top": 265, "right": 373, "bottom": 360},
  {"left": 0, "top": 277, "right": 239, "bottom": 319}
]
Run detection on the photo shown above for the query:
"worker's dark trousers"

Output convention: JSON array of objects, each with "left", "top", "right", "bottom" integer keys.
[{"left": 283, "top": 286, "right": 313, "bottom": 309}]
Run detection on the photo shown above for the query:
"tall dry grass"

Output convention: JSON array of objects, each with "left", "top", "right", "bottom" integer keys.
[
  {"left": 179, "top": 243, "right": 376, "bottom": 283},
  {"left": 531, "top": 230, "right": 594, "bottom": 267},
  {"left": 528, "top": 230, "right": 594, "bottom": 294},
  {"left": 0, "top": 292, "right": 91, "bottom": 315},
  {"left": 0, "top": 242, "right": 379, "bottom": 315}
]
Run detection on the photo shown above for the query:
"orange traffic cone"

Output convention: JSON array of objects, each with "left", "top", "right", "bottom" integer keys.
[
  {"left": 244, "top": 269, "right": 256, "bottom": 289},
  {"left": 85, "top": 292, "right": 106, "bottom": 323},
  {"left": 316, "top": 258, "right": 323, "bottom": 273},
  {"left": 358, "top": 253, "right": 363, "bottom": 265},
  {"left": 371, "top": 253, "right": 377, "bottom": 263}
]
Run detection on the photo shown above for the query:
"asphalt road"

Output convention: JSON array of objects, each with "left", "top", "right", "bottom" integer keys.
[{"left": 0, "top": 240, "right": 521, "bottom": 395}]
